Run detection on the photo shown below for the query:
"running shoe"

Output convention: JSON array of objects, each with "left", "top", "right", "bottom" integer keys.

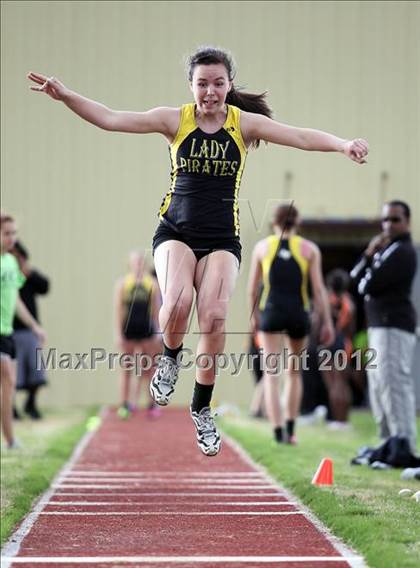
[
  {"left": 150, "top": 355, "right": 179, "bottom": 406},
  {"left": 147, "top": 403, "right": 162, "bottom": 419},
  {"left": 285, "top": 434, "right": 298, "bottom": 445},
  {"left": 190, "top": 406, "right": 221, "bottom": 457},
  {"left": 401, "top": 467, "right": 420, "bottom": 481},
  {"left": 7, "top": 439, "right": 22, "bottom": 450},
  {"left": 117, "top": 403, "right": 131, "bottom": 420}
]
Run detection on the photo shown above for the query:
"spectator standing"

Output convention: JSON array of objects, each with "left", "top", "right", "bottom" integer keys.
[
  {"left": 12, "top": 241, "right": 50, "bottom": 419},
  {"left": 1, "top": 214, "right": 46, "bottom": 448},
  {"left": 350, "top": 200, "right": 418, "bottom": 452}
]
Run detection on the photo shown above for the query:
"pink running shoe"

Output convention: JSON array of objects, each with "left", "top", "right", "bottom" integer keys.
[{"left": 147, "top": 404, "right": 162, "bottom": 419}]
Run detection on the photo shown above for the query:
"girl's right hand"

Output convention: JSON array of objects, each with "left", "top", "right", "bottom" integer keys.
[
  {"left": 33, "top": 324, "right": 47, "bottom": 347},
  {"left": 27, "top": 72, "right": 68, "bottom": 101},
  {"left": 365, "top": 233, "right": 390, "bottom": 258},
  {"left": 250, "top": 312, "right": 260, "bottom": 334}
]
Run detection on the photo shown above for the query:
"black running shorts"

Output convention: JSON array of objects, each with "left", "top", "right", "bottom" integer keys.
[
  {"left": 152, "top": 221, "right": 242, "bottom": 265},
  {"left": 259, "top": 308, "right": 310, "bottom": 340},
  {"left": 0, "top": 335, "right": 16, "bottom": 359}
]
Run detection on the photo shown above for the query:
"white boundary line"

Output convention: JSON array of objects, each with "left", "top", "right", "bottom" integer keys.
[
  {"left": 0, "top": 408, "right": 109, "bottom": 568},
  {"left": 38, "top": 511, "right": 304, "bottom": 516},
  {"left": 0, "top": 555, "right": 364, "bottom": 564},
  {"left": 51, "top": 491, "right": 286, "bottom": 496},
  {"left": 1, "top": 409, "right": 366, "bottom": 568},
  {"left": 65, "top": 471, "right": 262, "bottom": 476},
  {"left": 53, "top": 483, "right": 277, "bottom": 489},
  {"left": 59, "top": 477, "right": 269, "bottom": 483},
  {"left": 45, "top": 501, "right": 297, "bottom": 506},
  {"left": 222, "top": 433, "right": 367, "bottom": 568}
]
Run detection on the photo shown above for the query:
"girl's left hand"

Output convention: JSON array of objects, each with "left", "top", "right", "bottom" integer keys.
[{"left": 343, "top": 139, "right": 369, "bottom": 164}]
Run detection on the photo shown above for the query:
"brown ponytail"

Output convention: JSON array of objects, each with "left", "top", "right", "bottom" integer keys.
[
  {"left": 226, "top": 85, "right": 272, "bottom": 148},
  {"left": 186, "top": 46, "right": 273, "bottom": 148},
  {"left": 273, "top": 204, "right": 299, "bottom": 231}
]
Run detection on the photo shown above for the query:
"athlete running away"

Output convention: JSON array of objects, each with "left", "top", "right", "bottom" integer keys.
[
  {"left": 248, "top": 204, "right": 334, "bottom": 445},
  {"left": 28, "top": 46, "right": 368, "bottom": 456}
]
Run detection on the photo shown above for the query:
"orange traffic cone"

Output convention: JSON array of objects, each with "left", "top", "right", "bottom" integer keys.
[{"left": 311, "top": 458, "right": 333, "bottom": 486}]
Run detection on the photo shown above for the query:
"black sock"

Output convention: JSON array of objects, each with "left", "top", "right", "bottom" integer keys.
[
  {"left": 274, "top": 427, "right": 284, "bottom": 443},
  {"left": 191, "top": 381, "right": 214, "bottom": 413},
  {"left": 25, "top": 387, "right": 38, "bottom": 411},
  {"left": 163, "top": 343, "right": 183, "bottom": 361},
  {"left": 286, "top": 419, "right": 295, "bottom": 437}
]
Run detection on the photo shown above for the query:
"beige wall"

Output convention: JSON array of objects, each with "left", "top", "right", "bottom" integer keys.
[{"left": 2, "top": 1, "right": 419, "bottom": 407}]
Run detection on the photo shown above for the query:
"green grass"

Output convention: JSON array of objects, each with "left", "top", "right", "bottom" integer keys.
[
  {"left": 1, "top": 406, "right": 96, "bottom": 545},
  {"left": 220, "top": 410, "right": 420, "bottom": 568}
]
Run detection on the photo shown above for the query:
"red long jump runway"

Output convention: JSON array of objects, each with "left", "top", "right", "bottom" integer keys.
[{"left": 1, "top": 408, "right": 365, "bottom": 568}]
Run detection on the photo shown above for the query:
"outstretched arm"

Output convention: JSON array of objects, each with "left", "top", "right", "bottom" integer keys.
[
  {"left": 27, "top": 72, "right": 179, "bottom": 137},
  {"left": 241, "top": 112, "right": 369, "bottom": 164}
]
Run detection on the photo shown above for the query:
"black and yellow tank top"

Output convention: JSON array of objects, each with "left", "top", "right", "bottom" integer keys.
[
  {"left": 122, "top": 273, "right": 154, "bottom": 336},
  {"left": 159, "top": 103, "right": 247, "bottom": 238},
  {"left": 259, "top": 235, "right": 310, "bottom": 312}
]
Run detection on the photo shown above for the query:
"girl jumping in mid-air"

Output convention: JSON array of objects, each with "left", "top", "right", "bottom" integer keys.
[{"left": 28, "top": 46, "right": 368, "bottom": 456}]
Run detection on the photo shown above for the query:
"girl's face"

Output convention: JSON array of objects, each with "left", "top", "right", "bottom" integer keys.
[
  {"left": 0, "top": 221, "right": 17, "bottom": 252},
  {"left": 190, "top": 63, "right": 232, "bottom": 116}
]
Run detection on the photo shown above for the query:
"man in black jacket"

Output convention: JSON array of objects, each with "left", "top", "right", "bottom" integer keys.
[{"left": 351, "top": 200, "right": 418, "bottom": 453}]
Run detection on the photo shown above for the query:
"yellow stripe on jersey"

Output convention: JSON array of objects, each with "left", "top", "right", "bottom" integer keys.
[
  {"left": 123, "top": 273, "right": 153, "bottom": 303},
  {"left": 159, "top": 105, "right": 196, "bottom": 218},
  {"left": 258, "top": 235, "right": 310, "bottom": 311},
  {"left": 159, "top": 104, "right": 247, "bottom": 234},
  {"left": 289, "top": 235, "right": 310, "bottom": 310},
  {"left": 259, "top": 235, "right": 279, "bottom": 311},
  {"left": 225, "top": 105, "right": 247, "bottom": 237}
]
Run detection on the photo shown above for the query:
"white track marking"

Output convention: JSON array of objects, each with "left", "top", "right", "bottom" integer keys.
[
  {"left": 49, "top": 490, "right": 284, "bottom": 497},
  {"left": 0, "top": 555, "right": 365, "bottom": 564},
  {"left": 59, "top": 477, "right": 269, "bottom": 483},
  {"left": 39, "top": 511, "right": 304, "bottom": 516},
  {"left": 65, "top": 471, "right": 262, "bottom": 477},
  {"left": 53, "top": 484, "right": 278, "bottom": 489},
  {"left": 45, "top": 501, "right": 297, "bottom": 506},
  {"left": 2, "top": 409, "right": 366, "bottom": 568},
  {"left": 0, "top": 408, "right": 110, "bottom": 568},
  {"left": 223, "top": 434, "right": 367, "bottom": 568}
]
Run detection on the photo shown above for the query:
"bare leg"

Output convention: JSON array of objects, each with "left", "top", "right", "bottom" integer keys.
[
  {"left": 259, "top": 332, "right": 285, "bottom": 429},
  {"left": 284, "top": 336, "right": 308, "bottom": 421},
  {"left": 119, "top": 340, "right": 134, "bottom": 407},
  {"left": 1, "top": 356, "right": 16, "bottom": 446},
  {"left": 154, "top": 241, "right": 196, "bottom": 349},
  {"left": 194, "top": 251, "right": 239, "bottom": 385},
  {"left": 249, "top": 380, "right": 265, "bottom": 417},
  {"left": 134, "top": 336, "right": 162, "bottom": 406},
  {"left": 120, "top": 369, "right": 132, "bottom": 405},
  {"left": 322, "top": 367, "right": 351, "bottom": 422}
]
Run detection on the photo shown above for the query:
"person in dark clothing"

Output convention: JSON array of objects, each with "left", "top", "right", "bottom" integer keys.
[
  {"left": 12, "top": 241, "right": 50, "bottom": 419},
  {"left": 322, "top": 269, "right": 355, "bottom": 429},
  {"left": 350, "top": 200, "right": 418, "bottom": 452}
]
